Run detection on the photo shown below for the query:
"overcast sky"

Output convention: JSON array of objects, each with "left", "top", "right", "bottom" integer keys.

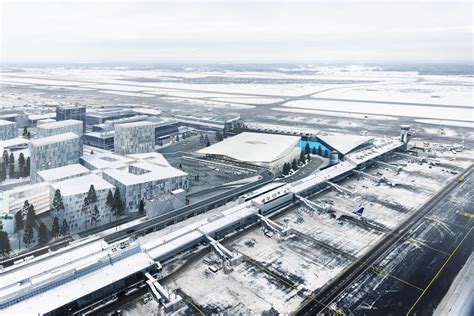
[{"left": 1, "top": 0, "right": 472, "bottom": 64}]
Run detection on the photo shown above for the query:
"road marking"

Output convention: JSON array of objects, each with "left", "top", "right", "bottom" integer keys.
[
  {"left": 425, "top": 216, "right": 471, "bottom": 230},
  {"left": 243, "top": 254, "right": 342, "bottom": 315},
  {"left": 406, "top": 227, "right": 472, "bottom": 315},
  {"left": 456, "top": 211, "right": 474, "bottom": 219}
]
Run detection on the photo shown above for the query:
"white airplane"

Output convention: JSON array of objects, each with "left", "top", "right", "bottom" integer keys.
[{"left": 329, "top": 205, "right": 365, "bottom": 220}]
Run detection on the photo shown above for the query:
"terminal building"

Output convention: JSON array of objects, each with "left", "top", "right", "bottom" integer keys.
[
  {"left": 197, "top": 132, "right": 301, "bottom": 172},
  {"left": 36, "top": 119, "right": 84, "bottom": 138},
  {"left": 0, "top": 119, "right": 18, "bottom": 140},
  {"left": 114, "top": 121, "right": 155, "bottom": 155},
  {"left": 29, "top": 133, "right": 82, "bottom": 183}
]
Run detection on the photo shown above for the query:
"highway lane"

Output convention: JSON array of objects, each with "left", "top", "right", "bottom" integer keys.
[{"left": 295, "top": 165, "right": 473, "bottom": 315}]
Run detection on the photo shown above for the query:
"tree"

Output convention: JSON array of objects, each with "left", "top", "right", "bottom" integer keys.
[
  {"left": 139, "top": 199, "right": 145, "bottom": 214},
  {"left": 18, "top": 153, "right": 25, "bottom": 177},
  {"left": 27, "top": 131, "right": 31, "bottom": 139},
  {"left": 106, "top": 189, "right": 115, "bottom": 222},
  {"left": 311, "top": 147, "right": 317, "bottom": 155},
  {"left": 23, "top": 224, "right": 34, "bottom": 248},
  {"left": 307, "top": 152, "right": 311, "bottom": 162},
  {"left": 60, "top": 219, "right": 70, "bottom": 236},
  {"left": 0, "top": 162, "right": 6, "bottom": 182},
  {"left": 23, "top": 127, "right": 28, "bottom": 137},
  {"left": 305, "top": 143, "right": 310, "bottom": 155},
  {"left": 299, "top": 150, "right": 306, "bottom": 164},
  {"left": 24, "top": 157, "right": 30, "bottom": 177},
  {"left": 3, "top": 150, "right": 9, "bottom": 165},
  {"left": 25, "top": 204, "right": 36, "bottom": 228},
  {"left": 282, "top": 163, "right": 290, "bottom": 176},
  {"left": 182, "top": 133, "right": 186, "bottom": 140},
  {"left": 81, "top": 196, "right": 90, "bottom": 229},
  {"left": 8, "top": 161, "right": 15, "bottom": 179},
  {"left": 317, "top": 146, "right": 323, "bottom": 157},
  {"left": 291, "top": 159, "right": 298, "bottom": 171},
  {"left": 199, "top": 133, "right": 204, "bottom": 144},
  {"left": 0, "top": 230, "right": 11, "bottom": 256},
  {"left": 113, "top": 189, "right": 124, "bottom": 217},
  {"left": 91, "top": 205, "right": 100, "bottom": 226},
  {"left": 179, "top": 163, "right": 183, "bottom": 169},
  {"left": 38, "top": 223, "right": 48, "bottom": 244},
  {"left": 51, "top": 216, "right": 60, "bottom": 239},
  {"left": 15, "top": 210, "right": 24, "bottom": 232},
  {"left": 90, "top": 150, "right": 94, "bottom": 155},
  {"left": 9, "top": 152, "right": 14, "bottom": 165},
  {"left": 323, "top": 149, "right": 329, "bottom": 158},
  {"left": 87, "top": 185, "right": 97, "bottom": 203},
  {"left": 206, "top": 140, "right": 210, "bottom": 147},
  {"left": 52, "top": 189, "right": 65, "bottom": 213}
]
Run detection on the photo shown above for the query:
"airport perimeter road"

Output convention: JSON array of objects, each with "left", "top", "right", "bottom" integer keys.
[
  {"left": 296, "top": 165, "right": 473, "bottom": 315},
  {"left": 98, "top": 169, "right": 274, "bottom": 243}
]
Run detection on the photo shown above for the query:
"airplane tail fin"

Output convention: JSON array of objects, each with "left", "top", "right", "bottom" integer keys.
[{"left": 353, "top": 207, "right": 364, "bottom": 216}]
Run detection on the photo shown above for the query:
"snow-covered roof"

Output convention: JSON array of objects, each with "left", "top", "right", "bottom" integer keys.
[
  {"left": 36, "top": 119, "right": 82, "bottom": 130},
  {"left": 104, "top": 161, "right": 186, "bottom": 186},
  {"left": 50, "top": 174, "right": 114, "bottom": 196},
  {"left": 0, "top": 119, "right": 16, "bottom": 126},
  {"left": 127, "top": 152, "right": 170, "bottom": 167},
  {"left": 197, "top": 132, "right": 300, "bottom": 163},
  {"left": 317, "top": 134, "right": 374, "bottom": 155},
  {"left": 80, "top": 152, "right": 135, "bottom": 170},
  {"left": 30, "top": 132, "right": 79, "bottom": 147},
  {"left": 36, "top": 163, "right": 90, "bottom": 182},
  {"left": 115, "top": 120, "right": 155, "bottom": 129}
]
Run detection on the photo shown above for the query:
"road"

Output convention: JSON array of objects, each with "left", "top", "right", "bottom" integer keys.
[{"left": 296, "top": 165, "right": 474, "bottom": 315}]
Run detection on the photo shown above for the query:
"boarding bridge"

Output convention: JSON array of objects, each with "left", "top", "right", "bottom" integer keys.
[
  {"left": 256, "top": 214, "right": 291, "bottom": 237},
  {"left": 296, "top": 195, "right": 331, "bottom": 213},
  {"left": 324, "top": 181, "right": 356, "bottom": 197},
  {"left": 394, "top": 152, "right": 426, "bottom": 164},
  {"left": 145, "top": 272, "right": 183, "bottom": 313},
  {"left": 375, "top": 160, "right": 402, "bottom": 175},
  {"left": 353, "top": 170, "right": 384, "bottom": 185},
  {"left": 205, "top": 235, "right": 243, "bottom": 267}
]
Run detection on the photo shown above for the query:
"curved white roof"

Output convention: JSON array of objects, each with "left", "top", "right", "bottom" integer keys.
[
  {"left": 317, "top": 134, "right": 374, "bottom": 155},
  {"left": 197, "top": 132, "right": 300, "bottom": 163}
]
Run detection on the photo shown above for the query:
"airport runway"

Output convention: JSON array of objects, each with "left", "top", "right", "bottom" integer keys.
[{"left": 296, "top": 165, "right": 473, "bottom": 315}]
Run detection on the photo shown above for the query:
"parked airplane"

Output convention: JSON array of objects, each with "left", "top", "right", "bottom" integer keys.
[{"left": 330, "top": 205, "right": 365, "bottom": 220}]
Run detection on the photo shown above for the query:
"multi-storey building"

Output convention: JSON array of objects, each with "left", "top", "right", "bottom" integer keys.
[
  {"left": 56, "top": 105, "right": 86, "bottom": 132},
  {"left": 0, "top": 119, "right": 18, "bottom": 140},
  {"left": 29, "top": 133, "right": 81, "bottom": 183},
  {"left": 36, "top": 119, "right": 84, "bottom": 138},
  {"left": 114, "top": 121, "right": 155, "bottom": 155},
  {"left": 82, "top": 131, "right": 115, "bottom": 150}
]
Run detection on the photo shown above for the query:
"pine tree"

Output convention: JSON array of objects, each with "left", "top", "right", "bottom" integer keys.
[
  {"left": 60, "top": 219, "right": 70, "bottom": 236},
  {"left": 8, "top": 161, "right": 15, "bottom": 179},
  {"left": 23, "top": 224, "right": 34, "bottom": 248},
  {"left": 176, "top": 134, "right": 180, "bottom": 141},
  {"left": 90, "top": 150, "right": 94, "bottom": 155},
  {"left": 311, "top": 147, "right": 317, "bottom": 155},
  {"left": 317, "top": 146, "right": 323, "bottom": 157},
  {"left": 139, "top": 199, "right": 145, "bottom": 214},
  {"left": 91, "top": 205, "right": 100, "bottom": 226},
  {"left": 323, "top": 149, "right": 329, "bottom": 158},
  {"left": 38, "top": 223, "right": 48, "bottom": 244},
  {"left": 0, "top": 231, "right": 11, "bottom": 256},
  {"left": 3, "top": 150, "right": 9, "bottom": 165},
  {"left": 22, "top": 127, "right": 28, "bottom": 137},
  {"left": 27, "top": 131, "right": 31, "bottom": 139},
  {"left": 292, "top": 159, "right": 298, "bottom": 171},
  {"left": 307, "top": 152, "right": 311, "bottom": 162},
  {"left": 206, "top": 140, "right": 210, "bottom": 147},
  {"left": 299, "top": 150, "right": 305, "bottom": 164},
  {"left": 15, "top": 210, "right": 24, "bottom": 232},
  {"left": 52, "top": 189, "right": 65, "bottom": 213},
  {"left": 113, "top": 188, "right": 123, "bottom": 217},
  {"left": 26, "top": 204, "right": 36, "bottom": 228},
  {"left": 87, "top": 185, "right": 97, "bottom": 203},
  {"left": 18, "top": 153, "right": 25, "bottom": 177},
  {"left": 9, "top": 152, "right": 14, "bottom": 165},
  {"left": 0, "top": 162, "right": 6, "bottom": 182},
  {"left": 106, "top": 189, "right": 115, "bottom": 221},
  {"left": 25, "top": 157, "right": 30, "bottom": 177},
  {"left": 305, "top": 143, "right": 310, "bottom": 155},
  {"left": 51, "top": 216, "right": 60, "bottom": 239}
]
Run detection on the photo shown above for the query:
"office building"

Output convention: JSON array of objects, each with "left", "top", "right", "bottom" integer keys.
[
  {"left": 0, "top": 119, "right": 18, "bottom": 140},
  {"left": 29, "top": 133, "right": 81, "bottom": 183},
  {"left": 83, "top": 131, "right": 115, "bottom": 150},
  {"left": 114, "top": 121, "right": 155, "bottom": 155},
  {"left": 56, "top": 105, "right": 86, "bottom": 132},
  {"left": 36, "top": 119, "right": 84, "bottom": 138}
]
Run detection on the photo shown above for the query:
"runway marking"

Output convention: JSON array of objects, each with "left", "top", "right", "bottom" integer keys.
[
  {"left": 242, "top": 254, "right": 342, "bottom": 315},
  {"left": 406, "top": 227, "right": 472, "bottom": 315},
  {"left": 187, "top": 301, "right": 206, "bottom": 316},
  {"left": 384, "top": 231, "right": 451, "bottom": 256},
  {"left": 290, "top": 229, "right": 424, "bottom": 293},
  {"left": 425, "top": 215, "right": 471, "bottom": 230}
]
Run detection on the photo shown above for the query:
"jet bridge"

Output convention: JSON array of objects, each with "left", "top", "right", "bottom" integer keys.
[
  {"left": 205, "top": 235, "right": 243, "bottom": 267},
  {"left": 353, "top": 170, "right": 384, "bottom": 185},
  {"left": 394, "top": 152, "right": 426, "bottom": 164},
  {"left": 145, "top": 272, "right": 183, "bottom": 313},
  {"left": 296, "top": 195, "right": 331, "bottom": 213},
  {"left": 324, "top": 181, "right": 356, "bottom": 197},
  {"left": 256, "top": 214, "right": 291, "bottom": 237},
  {"left": 375, "top": 160, "right": 402, "bottom": 174}
]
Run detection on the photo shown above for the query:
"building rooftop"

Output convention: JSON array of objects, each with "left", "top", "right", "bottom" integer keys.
[
  {"left": 104, "top": 161, "right": 186, "bottom": 186},
  {"left": 36, "top": 119, "right": 82, "bottom": 130},
  {"left": 317, "top": 134, "right": 374, "bottom": 155},
  {"left": 0, "top": 119, "right": 16, "bottom": 126},
  {"left": 50, "top": 174, "right": 114, "bottom": 196},
  {"left": 127, "top": 152, "right": 170, "bottom": 167},
  {"left": 29, "top": 132, "right": 79, "bottom": 147},
  {"left": 197, "top": 132, "right": 301, "bottom": 163},
  {"left": 80, "top": 152, "right": 135, "bottom": 170},
  {"left": 114, "top": 120, "right": 155, "bottom": 129},
  {"left": 36, "top": 164, "right": 90, "bottom": 183}
]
